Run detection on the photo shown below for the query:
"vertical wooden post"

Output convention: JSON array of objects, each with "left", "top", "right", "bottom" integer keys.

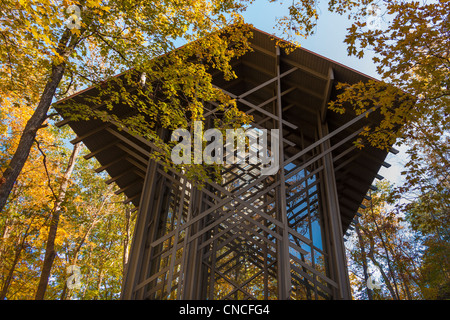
[
  {"left": 275, "top": 46, "right": 292, "bottom": 300},
  {"left": 121, "top": 159, "right": 158, "bottom": 299},
  {"left": 317, "top": 117, "right": 352, "bottom": 300}
]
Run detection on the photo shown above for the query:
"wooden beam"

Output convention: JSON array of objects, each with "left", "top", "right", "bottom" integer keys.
[
  {"left": 320, "top": 67, "right": 335, "bottom": 124},
  {"left": 284, "top": 106, "right": 379, "bottom": 167},
  {"left": 106, "top": 127, "right": 151, "bottom": 158},
  {"left": 70, "top": 123, "right": 110, "bottom": 144},
  {"left": 213, "top": 85, "right": 299, "bottom": 130},
  {"left": 94, "top": 156, "right": 125, "bottom": 173},
  {"left": 238, "top": 67, "right": 297, "bottom": 99},
  {"left": 276, "top": 45, "right": 292, "bottom": 300},
  {"left": 83, "top": 140, "right": 117, "bottom": 160},
  {"left": 105, "top": 168, "right": 135, "bottom": 185},
  {"left": 283, "top": 78, "right": 324, "bottom": 101},
  {"left": 117, "top": 143, "right": 148, "bottom": 166},
  {"left": 125, "top": 156, "right": 147, "bottom": 173},
  {"left": 250, "top": 43, "right": 276, "bottom": 57},
  {"left": 281, "top": 55, "right": 328, "bottom": 81},
  {"left": 123, "top": 192, "right": 141, "bottom": 204},
  {"left": 114, "top": 179, "right": 143, "bottom": 195}
]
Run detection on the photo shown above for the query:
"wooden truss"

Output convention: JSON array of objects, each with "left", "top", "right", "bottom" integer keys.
[
  {"left": 57, "top": 28, "right": 397, "bottom": 300},
  {"left": 119, "top": 45, "right": 385, "bottom": 301}
]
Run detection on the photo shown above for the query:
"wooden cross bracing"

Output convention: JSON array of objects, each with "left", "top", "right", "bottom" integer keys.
[
  {"left": 119, "top": 44, "right": 376, "bottom": 300},
  {"left": 56, "top": 29, "right": 395, "bottom": 300}
]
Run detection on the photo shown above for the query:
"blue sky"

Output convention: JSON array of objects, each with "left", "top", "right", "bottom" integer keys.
[
  {"left": 241, "top": 1, "right": 408, "bottom": 188},
  {"left": 242, "top": 1, "right": 379, "bottom": 78}
]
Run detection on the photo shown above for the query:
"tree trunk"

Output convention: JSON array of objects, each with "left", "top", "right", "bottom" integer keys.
[
  {"left": 94, "top": 268, "right": 104, "bottom": 300},
  {"left": 0, "top": 243, "right": 25, "bottom": 300},
  {"left": 122, "top": 207, "right": 131, "bottom": 277},
  {"left": 355, "top": 222, "right": 373, "bottom": 300},
  {"left": 399, "top": 272, "right": 413, "bottom": 300},
  {"left": 0, "top": 27, "right": 77, "bottom": 214},
  {"left": 363, "top": 227, "right": 398, "bottom": 300},
  {"left": 60, "top": 217, "right": 98, "bottom": 300},
  {"left": 0, "top": 223, "right": 32, "bottom": 300},
  {"left": 0, "top": 64, "right": 66, "bottom": 214},
  {"left": 368, "top": 192, "right": 401, "bottom": 299},
  {"left": 35, "top": 142, "right": 82, "bottom": 300},
  {"left": 0, "top": 218, "right": 13, "bottom": 263},
  {"left": 60, "top": 195, "right": 112, "bottom": 300},
  {"left": 368, "top": 253, "right": 398, "bottom": 300}
]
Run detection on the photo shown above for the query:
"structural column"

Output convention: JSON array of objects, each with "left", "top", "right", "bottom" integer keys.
[
  {"left": 121, "top": 158, "right": 159, "bottom": 299},
  {"left": 317, "top": 116, "right": 352, "bottom": 300},
  {"left": 275, "top": 46, "right": 292, "bottom": 299}
]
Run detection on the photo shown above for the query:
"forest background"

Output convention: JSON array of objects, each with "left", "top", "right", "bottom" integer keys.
[{"left": 0, "top": 0, "right": 448, "bottom": 300}]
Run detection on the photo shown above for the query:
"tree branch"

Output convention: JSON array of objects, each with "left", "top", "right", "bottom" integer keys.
[
  {"left": 34, "top": 138, "right": 57, "bottom": 201},
  {"left": 94, "top": 31, "right": 129, "bottom": 62}
]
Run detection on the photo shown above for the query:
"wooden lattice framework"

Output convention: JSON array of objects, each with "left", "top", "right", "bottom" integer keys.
[{"left": 56, "top": 28, "right": 397, "bottom": 300}]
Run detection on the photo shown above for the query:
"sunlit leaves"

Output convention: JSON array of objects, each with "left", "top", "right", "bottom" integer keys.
[
  {"left": 327, "top": 1, "right": 449, "bottom": 300},
  {"left": 346, "top": 181, "right": 425, "bottom": 300}
]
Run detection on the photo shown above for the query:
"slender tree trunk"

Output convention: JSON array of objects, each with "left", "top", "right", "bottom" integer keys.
[
  {"left": 364, "top": 227, "right": 398, "bottom": 300},
  {"left": 0, "top": 218, "right": 13, "bottom": 263},
  {"left": 0, "top": 27, "right": 78, "bottom": 214},
  {"left": 0, "top": 64, "right": 66, "bottom": 213},
  {"left": 94, "top": 268, "right": 104, "bottom": 300},
  {"left": 355, "top": 221, "right": 373, "bottom": 300},
  {"left": 35, "top": 142, "right": 82, "bottom": 300},
  {"left": 0, "top": 244, "right": 24, "bottom": 300},
  {"left": 60, "top": 218, "right": 98, "bottom": 300},
  {"left": 59, "top": 228, "right": 88, "bottom": 300},
  {"left": 60, "top": 277, "right": 68, "bottom": 300},
  {"left": 400, "top": 273, "right": 413, "bottom": 300},
  {"left": 122, "top": 207, "right": 131, "bottom": 277},
  {"left": 368, "top": 253, "right": 398, "bottom": 300},
  {"left": 368, "top": 192, "right": 401, "bottom": 299},
  {"left": 81, "top": 263, "right": 91, "bottom": 299},
  {"left": 0, "top": 223, "right": 32, "bottom": 300},
  {"left": 60, "top": 196, "right": 112, "bottom": 300}
]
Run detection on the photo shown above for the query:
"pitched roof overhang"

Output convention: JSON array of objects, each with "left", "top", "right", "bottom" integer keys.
[{"left": 55, "top": 27, "right": 399, "bottom": 232}]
